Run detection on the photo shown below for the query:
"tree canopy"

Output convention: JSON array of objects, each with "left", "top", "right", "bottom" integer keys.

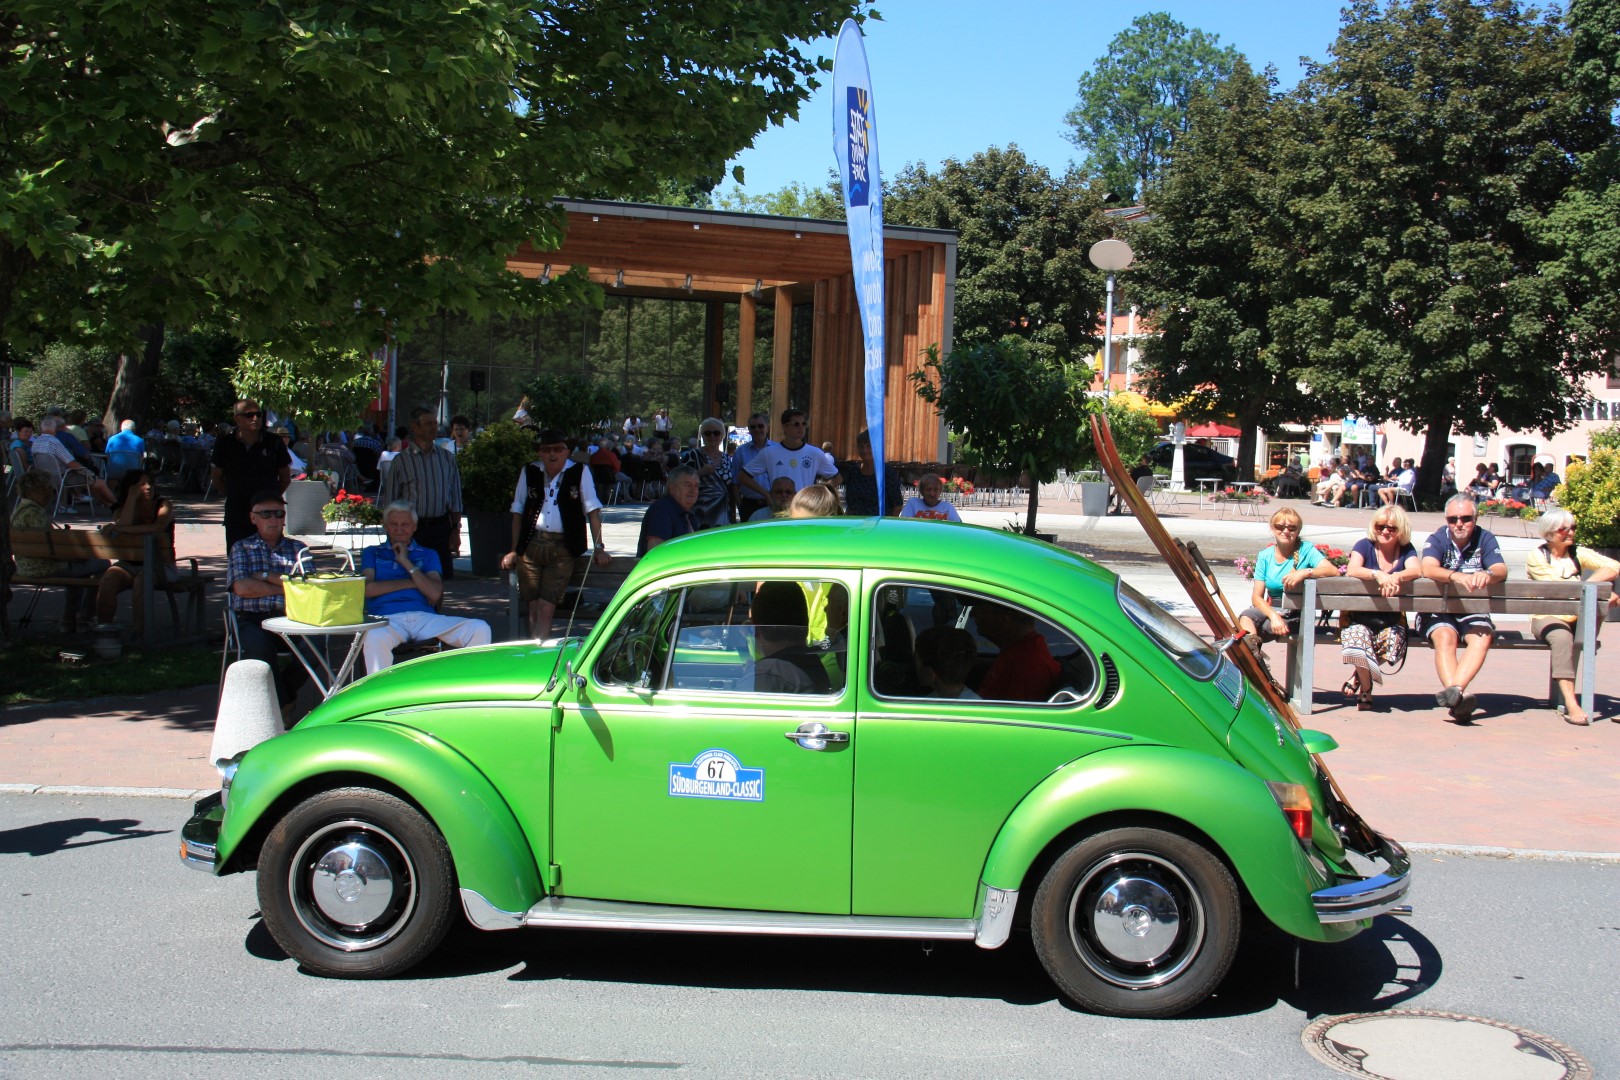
[
  {"left": 886, "top": 146, "right": 1105, "bottom": 363},
  {"left": 1271, "top": 0, "right": 1613, "bottom": 493},
  {"left": 1, "top": 1, "right": 868, "bottom": 389},
  {"left": 1064, "top": 12, "right": 1240, "bottom": 203}
]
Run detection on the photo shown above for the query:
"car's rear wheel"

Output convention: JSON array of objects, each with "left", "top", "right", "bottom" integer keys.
[
  {"left": 257, "top": 787, "right": 456, "bottom": 978},
  {"left": 1032, "top": 826, "right": 1240, "bottom": 1018}
]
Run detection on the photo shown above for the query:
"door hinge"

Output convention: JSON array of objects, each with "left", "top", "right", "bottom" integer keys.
[
  {"left": 551, "top": 708, "right": 564, "bottom": 732},
  {"left": 543, "top": 862, "right": 562, "bottom": 889}
]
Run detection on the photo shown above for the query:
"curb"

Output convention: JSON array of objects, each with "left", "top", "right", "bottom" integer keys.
[{"left": 4, "top": 785, "right": 1619, "bottom": 862}]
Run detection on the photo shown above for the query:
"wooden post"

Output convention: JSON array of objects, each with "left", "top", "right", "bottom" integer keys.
[
  {"left": 737, "top": 293, "right": 756, "bottom": 430},
  {"left": 772, "top": 287, "right": 793, "bottom": 425}
]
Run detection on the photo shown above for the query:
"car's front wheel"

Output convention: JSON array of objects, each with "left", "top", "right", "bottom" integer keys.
[
  {"left": 257, "top": 787, "right": 456, "bottom": 978},
  {"left": 1032, "top": 826, "right": 1240, "bottom": 1018}
]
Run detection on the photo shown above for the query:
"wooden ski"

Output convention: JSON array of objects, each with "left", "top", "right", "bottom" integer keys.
[{"left": 1090, "top": 414, "right": 1379, "bottom": 850}]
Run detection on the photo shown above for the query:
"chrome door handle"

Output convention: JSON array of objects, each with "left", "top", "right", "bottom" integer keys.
[{"left": 783, "top": 722, "right": 849, "bottom": 750}]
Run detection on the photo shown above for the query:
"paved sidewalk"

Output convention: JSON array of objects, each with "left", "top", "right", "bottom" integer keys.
[{"left": 3, "top": 486, "right": 1615, "bottom": 855}]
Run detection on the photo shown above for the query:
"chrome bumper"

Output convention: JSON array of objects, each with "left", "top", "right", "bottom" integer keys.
[
  {"left": 1312, "top": 833, "right": 1411, "bottom": 924},
  {"left": 179, "top": 791, "right": 224, "bottom": 873}
]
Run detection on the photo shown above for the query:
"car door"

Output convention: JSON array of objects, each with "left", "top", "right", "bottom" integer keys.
[{"left": 551, "top": 570, "right": 860, "bottom": 914}]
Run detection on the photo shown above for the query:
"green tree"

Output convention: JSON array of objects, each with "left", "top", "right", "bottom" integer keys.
[
  {"left": 714, "top": 173, "right": 845, "bottom": 219},
  {"left": 231, "top": 344, "right": 384, "bottom": 436},
  {"left": 1, "top": 1, "right": 868, "bottom": 422},
  {"left": 1130, "top": 60, "right": 1316, "bottom": 478},
  {"left": 1064, "top": 12, "right": 1241, "bottom": 202},
  {"left": 519, "top": 372, "right": 620, "bottom": 441},
  {"left": 1273, "top": 0, "right": 1613, "bottom": 498},
  {"left": 910, "top": 338, "right": 1093, "bottom": 536},
  {"left": 886, "top": 146, "right": 1105, "bottom": 363}
]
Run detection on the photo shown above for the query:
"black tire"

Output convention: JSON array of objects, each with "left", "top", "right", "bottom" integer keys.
[
  {"left": 1031, "top": 826, "right": 1240, "bottom": 1018},
  {"left": 257, "top": 787, "right": 457, "bottom": 978}
]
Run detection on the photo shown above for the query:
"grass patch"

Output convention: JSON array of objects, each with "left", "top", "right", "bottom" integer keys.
[{"left": 1, "top": 642, "right": 218, "bottom": 706}]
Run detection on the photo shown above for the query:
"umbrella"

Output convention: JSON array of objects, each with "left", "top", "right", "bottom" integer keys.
[
  {"left": 1184, "top": 422, "right": 1240, "bottom": 438},
  {"left": 1110, "top": 390, "right": 1178, "bottom": 418}
]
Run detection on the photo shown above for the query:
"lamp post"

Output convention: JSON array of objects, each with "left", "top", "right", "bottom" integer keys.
[{"left": 1087, "top": 239, "right": 1135, "bottom": 397}]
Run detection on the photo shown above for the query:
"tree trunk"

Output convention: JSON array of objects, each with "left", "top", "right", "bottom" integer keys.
[
  {"left": 104, "top": 322, "right": 165, "bottom": 429},
  {"left": 1416, "top": 417, "right": 1455, "bottom": 503},
  {"left": 1024, "top": 477, "right": 1040, "bottom": 536}
]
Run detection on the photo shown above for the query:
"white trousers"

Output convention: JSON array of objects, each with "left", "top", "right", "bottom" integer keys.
[{"left": 364, "top": 610, "right": 492, "bottom": 673}]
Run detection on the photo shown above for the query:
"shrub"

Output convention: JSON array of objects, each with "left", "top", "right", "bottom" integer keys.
[
  {"left": 1554, "top": 448, "right": 1620, "bottom": 549},
  {"left": 457, "top": 421, "right": 535, "bottom": 513}
]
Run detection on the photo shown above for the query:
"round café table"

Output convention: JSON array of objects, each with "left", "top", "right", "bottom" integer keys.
[{"left": 262, "top": 615, "right": 388, "bottom": 699}]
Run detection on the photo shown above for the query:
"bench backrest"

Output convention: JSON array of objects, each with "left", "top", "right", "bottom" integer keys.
[
  {"left": 1282, "top": 576, "right": 1614, "bottom": 618},
  {"left": 9, "top": 527, "right": 152, "bottom": 565}
]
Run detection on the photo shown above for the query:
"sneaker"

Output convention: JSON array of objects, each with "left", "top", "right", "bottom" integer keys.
[{"left": 1435, "top": 686, "right": 1462, "bottom": 709}]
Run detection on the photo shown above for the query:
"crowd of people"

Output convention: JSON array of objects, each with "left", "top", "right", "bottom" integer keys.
[{"left": 1241, "top": 496, "right": 1617, "bottom": 725}]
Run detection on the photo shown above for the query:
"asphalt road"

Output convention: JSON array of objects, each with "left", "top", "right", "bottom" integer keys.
[{"left": 2, "top": 793, "right": 1616, "bottom": 1079}]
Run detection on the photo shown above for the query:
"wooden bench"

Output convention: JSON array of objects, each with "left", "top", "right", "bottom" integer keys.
[
  {"left": 1279, "top": 577, "right": 1616, "bottom": 716},
  {"left": 504, "top": 556, "right": 638, "bottom": 641},
  {"left": 4, "top": 528, "right": 214, "bottom": 646}
]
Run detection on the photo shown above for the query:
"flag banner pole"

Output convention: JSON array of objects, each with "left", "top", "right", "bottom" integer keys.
[{"left": 832, "top": 19, "right": 886, "bottom": 512}]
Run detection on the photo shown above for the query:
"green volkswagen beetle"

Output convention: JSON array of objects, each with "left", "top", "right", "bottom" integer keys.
[{"left": 181, "top": 518, "right": 1408, "bottom": 1018}]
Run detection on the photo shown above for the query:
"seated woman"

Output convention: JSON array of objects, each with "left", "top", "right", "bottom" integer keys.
[
  {"left": 9, "top": 469, "right": 110, "bottom": 633},
  {"left": 94, "top": 469, "right": 178, "bottom": 629},
  {"left": 1467, "top": 463, "right": 1491, "bottom": 499},
  {"left": 1237, "top": 507, "right": 1341, "bottom": 654},
  {"left": 1524, "top": 509, "right": 1619, "bottom": 725},
  {"left": 1341, "top": 505, "right": 1421, "bottom": 710}
]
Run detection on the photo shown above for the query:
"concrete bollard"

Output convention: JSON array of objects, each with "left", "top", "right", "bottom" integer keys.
[{"left": 210, "top": 659, "right": 283, "bottom": 774}]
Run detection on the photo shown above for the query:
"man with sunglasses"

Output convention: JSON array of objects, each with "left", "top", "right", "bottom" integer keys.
[
  {"left": 227, "top": 488, "right": 312, "bottom": 720},
  {"left": 211, "top": 399, "right": 291, "bottom": 552},
  {"left": 1419, "top": 494, "right": 1508, "bottom": 723},
  {"left": 501, "top": 430, "right": 612, "bottom": 640},
  {"left": 731, "top": 413, "right": 775, "bottom": 522}
]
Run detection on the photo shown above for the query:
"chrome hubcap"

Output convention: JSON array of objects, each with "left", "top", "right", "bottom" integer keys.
[
  {"left": 1069, "top": 852, "right": 1204, "bottom": 988},
  {"left": 289, "top": 820, "right": 416, "bottom": 951}
]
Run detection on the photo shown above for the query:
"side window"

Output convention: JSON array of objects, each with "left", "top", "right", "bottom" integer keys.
[
  {"left": 871, "top": 584, "right": 1096, "bottom": 705},
  {"left": 594, "top": 589, "right": 676, "bottom": 688},
  {"left": 666, "top": 579, "right": 848, "bottom": 696}
]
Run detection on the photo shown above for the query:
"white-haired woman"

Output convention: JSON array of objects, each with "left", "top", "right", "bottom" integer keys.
[
  {"left": 1341, "top": 504, "right": 1421, "bottom": 710},
  {"left": 1524, "top": 509, "right": 1619, "bottom": 725},
  {"left": 679, "top": 417, "right": 735, "bottom": 529}
]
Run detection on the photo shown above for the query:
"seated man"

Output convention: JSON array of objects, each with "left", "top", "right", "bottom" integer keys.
[
  {"left": 899, "top": 474, "right": 963, "bottom": 522},
  {"left": 748, "top": 476, "right": 797, "bottom": 521},
  {"left": 974, "top": 602, "right": 1060, "bottom": 702},
  {"left": 1419, "top": 494, "right": 1508, "bottom": 724},
  {"left": 637, "top": 465, "right": 701, "bottom": 555},
  {"left": 227, "top": 488, "right": 313, "bottom": 721},
  {"left": 361, "top": 501, "right": 492, "bottom": 673},
  {"left": 749, "top": 581, "right": 831, "bottom": 694}
]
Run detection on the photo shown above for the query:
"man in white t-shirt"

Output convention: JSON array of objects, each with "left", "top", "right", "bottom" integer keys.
[
  {"left": 899, "top": 474, "right": 963, "bottom": 523},
  {"left": 739, "top": 408, "right": 838, "bottom": 500}
]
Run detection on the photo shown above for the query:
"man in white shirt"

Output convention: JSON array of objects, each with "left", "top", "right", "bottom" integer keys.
[
  {"left": 31, "top": 417, "right": 115, "bottom": 508},
  {"left": 739, "top": 408, "right": 839, "bottom": 501}
]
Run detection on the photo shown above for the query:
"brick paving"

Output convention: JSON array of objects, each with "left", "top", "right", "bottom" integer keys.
[{"left": 3, "top": 484, "right": 1614, "bottom": 854}]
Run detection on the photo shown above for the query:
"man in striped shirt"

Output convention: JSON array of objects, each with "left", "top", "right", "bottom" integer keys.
[{"left": 380, "top": 406, "right": 464, "bottom": 579}]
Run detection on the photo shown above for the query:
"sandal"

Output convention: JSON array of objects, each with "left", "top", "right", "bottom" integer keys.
[
  {"left": 1341, "top": 677, "right": 1358, "bottom": 699},
  {"left": 1358, "top": 686, "right": 1374, "bottom": 711}
]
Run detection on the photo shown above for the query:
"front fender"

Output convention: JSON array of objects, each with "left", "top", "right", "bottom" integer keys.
[
  {"left": 980, "top": 744, "right": 1348, "bottom": 943},
  {"left": 218, "top": 721, "right": 544, "bottom": 916}
]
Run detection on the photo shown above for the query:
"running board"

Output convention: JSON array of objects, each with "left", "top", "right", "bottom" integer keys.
[{"left": 520, "top": 895, "right": 978, "bottom": 941}]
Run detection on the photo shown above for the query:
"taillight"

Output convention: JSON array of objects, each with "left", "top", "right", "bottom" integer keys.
[{"left": 1266, "top": 780, "right": 1314, "bottom": 842}]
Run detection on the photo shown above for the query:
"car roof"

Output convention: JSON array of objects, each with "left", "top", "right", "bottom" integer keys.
[{"left": 630, "top": 518, "right": 1116, "bottom": 607}]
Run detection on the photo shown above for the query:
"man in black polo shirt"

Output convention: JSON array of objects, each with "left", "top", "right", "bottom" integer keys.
[{"left": 211, "top": 399, "right": 292, "bottom": 552}]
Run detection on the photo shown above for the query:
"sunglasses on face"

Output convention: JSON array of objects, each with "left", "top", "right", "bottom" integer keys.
[
  {"left": 1273, "top": 524, "right": 1300, "bottom": 533},
  {"left": 237, "top": 411, "right": 262, "bottom": 420},
  {"left": 1446, "top": 515, "right": 1476, "bottom": 524},
  {"left": 749, "top": 423, "right": 767, "bottom": 429},
  {"left": 702, "top": 430, "right": 723, "bottom": 437},
  {"left": 1553, "top": 524, "right": 1576, "bottom": 534},
  {"left": 252, "top": 508, "right": 285, "bottom": 519},
  {"left": 1374, "top": 523, "right": 1400, "bottom": 533}
]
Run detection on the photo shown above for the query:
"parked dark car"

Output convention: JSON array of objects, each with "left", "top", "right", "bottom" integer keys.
[{"left": 1147, "top": 441, "right": 1237, "bottom": 484}]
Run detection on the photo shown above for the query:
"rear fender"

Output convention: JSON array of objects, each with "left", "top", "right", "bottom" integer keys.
[
  {"left": 980, "top": 745, "right": 1349, "bottom": 942},
  {"left": 218, "top": 721, "right": 543, "bottom": 916}
]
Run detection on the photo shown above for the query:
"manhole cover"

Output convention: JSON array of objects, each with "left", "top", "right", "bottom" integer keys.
[{"left": 1302, "top": 1010, "right": 1591, "bottom": 1080}]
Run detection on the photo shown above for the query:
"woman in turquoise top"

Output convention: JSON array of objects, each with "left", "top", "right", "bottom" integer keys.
[{"left": 1237, "top": 506, "right": 1341, "bottom": 653}]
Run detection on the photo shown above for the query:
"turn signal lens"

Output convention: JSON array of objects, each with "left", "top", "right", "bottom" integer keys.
[{"left": 1266, "top": 781, "right": 1314, "bottom": 842}]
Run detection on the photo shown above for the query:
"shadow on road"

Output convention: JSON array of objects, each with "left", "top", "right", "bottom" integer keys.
[{"left": 0, "top": 816, "right": 170, "bottom": 856}]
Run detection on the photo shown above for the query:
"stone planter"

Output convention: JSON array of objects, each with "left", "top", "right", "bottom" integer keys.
[
  {"left": 283, "top": 480, "right": 330, "bottom": 536},
  {"left": 1078, "top": 481, "right": 1110, "bottom": 518}
]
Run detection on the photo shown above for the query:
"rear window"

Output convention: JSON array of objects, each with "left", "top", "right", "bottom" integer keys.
[{"left": 1116, "top": 580, "right": 1219, "bottom": 681}]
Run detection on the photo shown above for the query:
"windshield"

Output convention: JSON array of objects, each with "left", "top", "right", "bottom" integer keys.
[{"left": 1116, "top": 580, "right": 1220, "bottom": 681}]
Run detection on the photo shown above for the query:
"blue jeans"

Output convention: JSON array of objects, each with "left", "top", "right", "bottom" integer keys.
[{"left": 233, "top": 611, "right": 313, "bottom": 706}]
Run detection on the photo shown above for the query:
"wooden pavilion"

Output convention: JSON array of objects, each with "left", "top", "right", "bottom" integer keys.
[{"left": 507, "top": 199, "right": 957, "bottom": 461}]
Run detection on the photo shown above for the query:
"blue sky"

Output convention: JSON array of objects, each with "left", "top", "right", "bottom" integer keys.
[{"left": 724, "top": 1, "right": 1350, "bottom": 196}]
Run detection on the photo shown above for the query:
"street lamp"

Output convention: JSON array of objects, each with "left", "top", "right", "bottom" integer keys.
[{"left": 1087, "top": 238, "right": 1135, "bottom": 395}]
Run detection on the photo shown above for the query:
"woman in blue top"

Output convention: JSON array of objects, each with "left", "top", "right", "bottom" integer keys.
[
  {"left": 1341, "top": 504, "right": 1422, "bottom": 710},
  {"left": 1238, "top": 507, "right": 1341, "bottom": 655}
]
